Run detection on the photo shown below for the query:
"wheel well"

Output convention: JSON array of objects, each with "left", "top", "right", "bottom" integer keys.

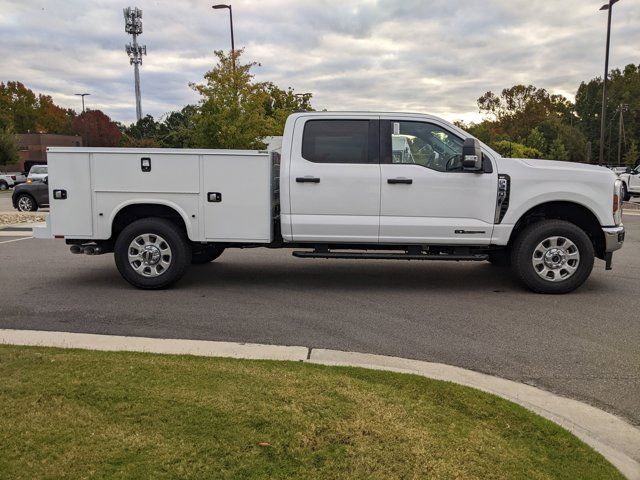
[
  {"left": 509, "top": 201, "right": 605, "bottom": 259},
  {"left": 111, "top": 204, "right": 187, "bottom": 240}
]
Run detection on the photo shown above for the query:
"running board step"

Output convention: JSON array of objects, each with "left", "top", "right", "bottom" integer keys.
[{"left": 292, "top": 251, "right": 489, "bottom": 261}]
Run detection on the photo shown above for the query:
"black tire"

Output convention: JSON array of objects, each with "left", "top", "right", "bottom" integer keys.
[
  {"left": 16, "top": 194, "right": 37, "bottom": 212},
  {"left": 191, "top": 245, "right": 225, "bottom": 264},
  {"left": 622, "top": 183, "right": 630, "bottom": 202},
  {"left": 488, "top": 249, "right": 511, "bottom": 267},
  {"left": 511, "top": 220, "right": 594, "bottom": 294},
  {"left": 114, "top": 217, "right": 191, "bottom": 289},
  {"left": 0, "top": 180, "right": 8, "bottom": 191}
]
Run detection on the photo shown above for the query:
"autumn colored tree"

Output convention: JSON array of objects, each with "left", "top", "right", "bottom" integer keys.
[
  {"left": 0, "top": 81, "right": 74, "bottom": 134},
  {"left": 72, "top": 110, "right": 121, "bottom": 147}
]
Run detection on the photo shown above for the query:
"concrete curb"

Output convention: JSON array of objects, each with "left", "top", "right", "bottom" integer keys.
[{"left": 1, "top": 329, "right": 638, "bottom": 479}]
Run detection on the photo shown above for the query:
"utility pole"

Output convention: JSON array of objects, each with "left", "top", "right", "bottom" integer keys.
[
  {"left": 124, "top": 7, "right": 147, "bottom": 122},
  {"left": 598, "top": 0, "right": 621, "bottom": 165},
  {"left": 617, "top": 104, "right": 628, "bottom": 165}
]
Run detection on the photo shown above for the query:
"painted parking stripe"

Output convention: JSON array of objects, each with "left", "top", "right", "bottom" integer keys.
[{"left": 0, "top": 237, "right": 32, "bottom": 244}]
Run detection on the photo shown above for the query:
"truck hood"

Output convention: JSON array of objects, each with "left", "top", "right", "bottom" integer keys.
[{"left": 497, "top": 157, "right": 616, "bottom": 178}]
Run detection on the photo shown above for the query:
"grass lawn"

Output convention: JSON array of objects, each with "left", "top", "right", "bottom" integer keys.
[{"left": 0, "top": 345, "right": 623, "bottom": 479}]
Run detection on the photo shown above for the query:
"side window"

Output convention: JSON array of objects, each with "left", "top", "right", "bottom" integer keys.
[
  {"left": 389, "top": 121, "right": 464, "bottom": 172},
  {"left": 302, "top": 120, "right": 371, "bottom": 164}
]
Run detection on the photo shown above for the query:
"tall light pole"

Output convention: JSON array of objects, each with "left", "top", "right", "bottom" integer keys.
[
  {"left": 598, "top": 0, "right": 621, "bottom": 165},
  {"left": 212, "top": 4, "right": 235, "bottom": 75},
  {"left": 124, "top": 7, "right": 147, "bottom": 122},
  {"left": 74, "top": 93, "right": 90, "bottom": 113}
]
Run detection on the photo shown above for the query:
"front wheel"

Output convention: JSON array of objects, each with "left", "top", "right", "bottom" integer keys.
[
  {"left": 511, "top": 220, "right": 594, "bottom": 294},
  {"left": 114, "top": 217, "right": 191, "bottom": 289},
  {"left": 16, "top": 194, "right": 37, "bottom": 212}
]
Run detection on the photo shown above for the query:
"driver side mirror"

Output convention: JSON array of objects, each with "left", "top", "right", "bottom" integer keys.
[{"left": 462, "top": 138, "right": 483, "bottom": 172}]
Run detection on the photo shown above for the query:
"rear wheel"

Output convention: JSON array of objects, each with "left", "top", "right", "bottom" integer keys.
[
  {"left": 114, "top": 217, "right": 191, "bottom": 289},
  {"left": 511, "top": 220, "right": 594, "bottom": 294},
  {"left": 17, "top": 194, "right": 37, "bottom": 212},
  {"left": 191, "top": 245, "right": 225, "bottom": 264},
  {"left": 0, "top": 180, "right": 8, "bottom": 191}
]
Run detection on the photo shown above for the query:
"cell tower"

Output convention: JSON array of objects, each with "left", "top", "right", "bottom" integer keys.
[{"left": 124, "top": 7, "right": 147, "bottom": 121}]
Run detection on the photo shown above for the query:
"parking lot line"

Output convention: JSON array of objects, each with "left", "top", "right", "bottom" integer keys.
[{"left": 0, "top": 237, "right": 32, "bottom": 245}]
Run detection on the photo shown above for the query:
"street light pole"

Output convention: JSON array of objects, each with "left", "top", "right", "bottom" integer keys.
[
  {"left": 212, "top": 4, "right": 235, "bottom": 75},
  {"left": 598, "top": 0, "right": 621, "bottom": 165},
  {"left": 74, "top": 93, "right": 90, "bottom": 113}
]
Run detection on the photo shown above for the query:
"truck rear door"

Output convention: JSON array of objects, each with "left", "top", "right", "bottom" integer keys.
[{"left": 287, "top": 116, "right": 380, "bottom": 243}]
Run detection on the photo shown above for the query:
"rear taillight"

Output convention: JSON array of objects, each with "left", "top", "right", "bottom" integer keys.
[{"left": 10, "top": 175, "right": 16, "bottom": 181}]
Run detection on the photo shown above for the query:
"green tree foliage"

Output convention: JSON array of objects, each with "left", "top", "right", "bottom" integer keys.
[
  {"left": 0, "top": 81, "right": 74, "bottom": 134},
  {"left": 625, "top": 140, "right": 639, "bottom": 169},
  {"left": 492, "top": 140, "right": 542, "bottom": 159},
  {"left": 575, "top": 64, "right": 640, "bottom": 164},
  {"left": 548, "top": 137, "right": 569, "bottom": 161},
  {"left": 477, "top": 84, "right": 574, "bottom": 140},
  {"left": 191, "top": 49, "right": 312, "bottom": 149},
  {"left": 0, "top": 126, "right": 20, "bottom": 165},
  {"left": 526, "top": 127, "right": 546, "bottom": 153}
]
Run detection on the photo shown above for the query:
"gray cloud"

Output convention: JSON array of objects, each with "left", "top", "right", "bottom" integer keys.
[{"left": 0, "top": 0, "right": 638, "bottom": 125}]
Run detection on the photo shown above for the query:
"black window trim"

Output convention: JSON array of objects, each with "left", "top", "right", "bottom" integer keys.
[{"left": 301, "top": 118, "right": 379, "bottom": 165}]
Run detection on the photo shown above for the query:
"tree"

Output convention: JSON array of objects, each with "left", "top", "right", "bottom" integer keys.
[
  {"left": 0, "top": 126, "right": 20, "bottom": 165},
  {"left": 72, "top": 110, "right": 121, "bottom": 147},
  {"left": 191, "top": 49, "right": 313, "bottom": 149},
  {"left": 625, "top": 140, "right": 639, "bottom": 169},
  {"left": 477, "top": 84, "right": 574, "bottom": 140},
  {"left": 526, "top": 127, "right": 546, "bottom": 153},
  {"left": 548, "top": 137, "right": 569, "bottom": 161},
  {"left": 575, "top": 64, "right": 640, "bottom": 163},
  {"left": 492, "top": 140, "right": 542, "bottom": 159},
  {"left": 0, "top": 81, "right": 74, "bottom": 134}
]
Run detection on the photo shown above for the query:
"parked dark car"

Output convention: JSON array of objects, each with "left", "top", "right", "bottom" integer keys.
[{"left": 12, "top": 177, "right": 49, "bottom": 212}]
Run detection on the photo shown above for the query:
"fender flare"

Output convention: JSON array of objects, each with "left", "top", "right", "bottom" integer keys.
[{"left": 108, "top": 199, "right": 196, "bottom": 240}]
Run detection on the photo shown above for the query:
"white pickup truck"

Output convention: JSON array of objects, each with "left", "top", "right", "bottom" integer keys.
[
  {"left": 35, "top": 112, "right": 625, "bottom": 294},
  {"left": 619, "top": 165, "right": 640, "bottom": 200}
]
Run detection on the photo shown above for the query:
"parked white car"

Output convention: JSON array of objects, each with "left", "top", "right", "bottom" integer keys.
[
  {"left": 27, "top": 165, "right": 48, "bottom": 183},
  {"left": 35, "top": 111, "right": 625, "bottom": 294},
  {"left": 619, "top": 166, "right": 640, "bottom": 200}
]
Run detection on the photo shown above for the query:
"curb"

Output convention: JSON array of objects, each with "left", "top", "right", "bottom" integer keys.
[{"left": 1, "top": 329, "right": 638, "bottom": 479}]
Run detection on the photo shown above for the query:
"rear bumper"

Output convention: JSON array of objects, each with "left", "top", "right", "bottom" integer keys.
[{"left": 602, "top": 225, "right": 625, "bottom": 252}]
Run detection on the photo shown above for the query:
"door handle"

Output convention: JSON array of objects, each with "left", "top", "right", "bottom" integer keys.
[
  {"left": 387, "top": 178, "right": 413, "bottom": 184},
  {"left": 296, "top": 176, "right": 320, "bottom": 183}
]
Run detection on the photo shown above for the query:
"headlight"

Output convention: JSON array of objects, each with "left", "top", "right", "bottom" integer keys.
[{"left": 613, "top": 179, "right": 623, "bottom": 225}]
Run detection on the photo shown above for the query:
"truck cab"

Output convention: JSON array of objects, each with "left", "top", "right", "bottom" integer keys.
[{"left": 35, "top": 111, "right": 625, "bottom": 294}]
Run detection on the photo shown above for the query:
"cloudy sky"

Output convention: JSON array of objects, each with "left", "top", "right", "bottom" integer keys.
[{"left": 1, "top": 0, "right": 638, "bottom": 125}]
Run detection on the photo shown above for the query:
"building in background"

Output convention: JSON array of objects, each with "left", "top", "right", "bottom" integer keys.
[{"left": 17, "top": 134, "right": 82, "bottom": 172}]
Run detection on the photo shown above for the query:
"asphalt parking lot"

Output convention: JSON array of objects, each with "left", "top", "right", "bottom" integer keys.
[{"left": 1, "top": 212, "right": 639, "bottom": 427}]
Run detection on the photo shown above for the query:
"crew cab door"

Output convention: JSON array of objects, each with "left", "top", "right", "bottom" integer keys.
[
  {"left": 287, "top": 117, "right": 381, "bottom": 242},
  {"left": 379, "top": 118, "right": 497, "bottom": 244}
]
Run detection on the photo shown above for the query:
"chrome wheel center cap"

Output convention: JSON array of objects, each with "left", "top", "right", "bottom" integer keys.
[
  {"left": 141, "top": 245, "right": 161, "bottom": 265},
  {"left": 543, "top": 248, "right": 566, "bottom": 269}
]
